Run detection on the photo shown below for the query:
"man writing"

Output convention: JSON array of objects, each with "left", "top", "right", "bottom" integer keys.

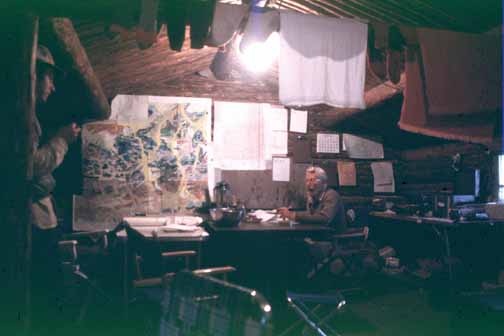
[{"left": 278, "top": 166, "right": 346, "bottom": 233}]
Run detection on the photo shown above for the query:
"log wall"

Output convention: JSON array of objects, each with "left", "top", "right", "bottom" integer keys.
[{"left": 396, "top": 142, "right": 497, "bottom": 200}]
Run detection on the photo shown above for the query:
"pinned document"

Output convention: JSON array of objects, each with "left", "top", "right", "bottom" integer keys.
[
  {"left": 272, "top": 157, "right": 291, "bottom": 182},
  {"left": 371, "top": 161, "right": 395, "bottom": 193},
  {"left": 316, "top": 133, "right": 340, "bottom": 153},
  {"left": 290, "top": 109, "right": 308, "bottom": 133},
  {"left": 337, "top": 161, "right": 357, "bottom": 186}
]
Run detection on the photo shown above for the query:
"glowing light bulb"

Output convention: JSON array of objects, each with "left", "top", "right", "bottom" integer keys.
[{"left": 239, "top": 32, "right": 279, "bottom": 73}]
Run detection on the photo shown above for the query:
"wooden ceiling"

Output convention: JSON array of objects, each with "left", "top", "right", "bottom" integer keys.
[
  {"left": 264, "top": 0, "right": 501, "bottom": 33},
  {"left": 8, "top": 0, "right": 502, "bottom": 32},
  {"left": 22, "top": 0, "right": 502, "bottom": 148}
]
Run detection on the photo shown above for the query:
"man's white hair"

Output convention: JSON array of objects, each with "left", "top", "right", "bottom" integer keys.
[{"left": 306, "top": 166, "right": 328, "bottom": 184}]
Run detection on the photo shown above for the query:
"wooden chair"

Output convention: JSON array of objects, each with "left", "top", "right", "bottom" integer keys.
[
  {"left": 124, "top": 224, "right": 236, "bottom": 297},
  {"left": 57, "top": 230, "right": 112, "bottom": 324}
]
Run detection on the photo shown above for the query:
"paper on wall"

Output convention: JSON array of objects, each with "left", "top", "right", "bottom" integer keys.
[
  {"left": 263, "top": 104, "right": 288, "bottom": 131},
  {"left": 110, "top": 95, "right": 149, "bottom": 123},
  {"left": 316, "top": 133, "right": 340, "bottom": 153},
  {"left": 337, "top": 161, "right": 357, "bottom": 186},
  {"left": 213, "top": 102, "right": 288, "bottom": 170},
  {"left": 290, "top": 109, "right": 308, "bottom": 133},
  {"left": 344, "top": 134, "right": 384, "bottom": 159},
  {"left": 371, "top": 161, "right": 395, "bottom": 193},
  {"left": 73, "top": 194, "right": 129, "bottom": 232},
  {"left": 264, "top": 105, "right": 288, "bottom": 157},
  {"left": 270, "top": 130, "right": 288, "bottom": 155},
  {"left": 272, "top": 157, "right": 291, "bottom": 182},
  {"left": 213, "top": 101, "right": 265, "bottom": 170}
]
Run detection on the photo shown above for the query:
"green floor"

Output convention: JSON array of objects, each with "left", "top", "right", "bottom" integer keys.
[{"left": 276, "top": 275, "right": 504, "bottom": 336}]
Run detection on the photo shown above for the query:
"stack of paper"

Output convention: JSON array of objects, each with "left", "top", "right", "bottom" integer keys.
[{"left": 250, "top": 210, "right": 278, "bottom": 223}]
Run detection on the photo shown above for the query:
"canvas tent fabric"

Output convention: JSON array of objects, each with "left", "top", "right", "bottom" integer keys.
[
  {"left": 417, "top": 28, "right": 502, "bottom": 116},
  {"left": 399, "top": 46, "right": 497, "bottom": 145}
]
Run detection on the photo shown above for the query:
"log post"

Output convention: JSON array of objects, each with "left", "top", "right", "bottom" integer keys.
[
  {"left": 46, "top": 17, "right": 110, "bottom": 120},
  {"left": 0, "top": 14, "right": 38, "bottom": 333}
]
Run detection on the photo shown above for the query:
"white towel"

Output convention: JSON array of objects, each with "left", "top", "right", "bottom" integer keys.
[{"left": 279, "top": 12, "right": 367, "bottom": 108}]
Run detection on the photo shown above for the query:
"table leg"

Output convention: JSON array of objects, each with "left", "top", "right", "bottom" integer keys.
[
  {"left": 197, "top": 242, "right": 202, "bottom": 268},
  {"left": 123, "top": 237, "right": 129, "bottom": 318},
  {"left": 442, "top": 227, "right": 453, "bottom": 281}
]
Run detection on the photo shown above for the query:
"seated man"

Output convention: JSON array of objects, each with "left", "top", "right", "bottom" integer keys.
[{"left": 278, "top": 166, "right": 346, "bottom": 233}]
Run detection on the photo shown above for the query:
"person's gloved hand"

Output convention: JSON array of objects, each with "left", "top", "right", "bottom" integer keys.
[{"left": 56, "top": 123, "right": 81, "bottom": 144}]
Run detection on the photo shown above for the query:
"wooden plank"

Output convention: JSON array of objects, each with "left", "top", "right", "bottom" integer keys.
[
  {"left": 0, "top": 14, "right": 38, "bottom": 333},
  {"left": 45, "top": 18, "right": 110, "bottom": 120}
]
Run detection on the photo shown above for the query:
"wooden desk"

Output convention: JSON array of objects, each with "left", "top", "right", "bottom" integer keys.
[
  {"left": 207, "top": 220, "right": 334, "bottom": 239},
  {"left": 369, "top": 211, "right": 504, "bottom": 281},
  {"left": 118, "top": 225, "right": 209, "bottom": 316},
  {"left": 116, "top": 225, "right": 209, "bottom": 242},
  {"left": 206, "top": 220, "right": 335, "bottom": 295},
  {"left": 369, "top": 211, "right": 504, "bottom": 228}
]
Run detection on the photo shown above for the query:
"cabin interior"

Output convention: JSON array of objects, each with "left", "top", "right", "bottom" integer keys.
[{"left": 1, "top": 1, "right": 503, "bottom": 335}]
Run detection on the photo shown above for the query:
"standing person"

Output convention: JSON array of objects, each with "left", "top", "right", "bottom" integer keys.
[
  {"left": 31, "top": 45, "right": 81, "bottom": 292},
  {"left": 278, "top": 166, "right": 346, "bottom": 233}
]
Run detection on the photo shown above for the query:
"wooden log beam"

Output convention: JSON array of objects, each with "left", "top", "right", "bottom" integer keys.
[
  {"left": 46, "top": 18, "right": 110, "bottom": 120},
  {"left": 0, "top": 14, "right": 38, "bottom": 333},
  {"left": 1, "top": 0, "right": 140, "bottom": 23}
]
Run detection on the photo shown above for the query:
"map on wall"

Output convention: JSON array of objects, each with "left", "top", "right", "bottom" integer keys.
[{"left": 74, "top": 95, "right": 211, "bottom": 231}]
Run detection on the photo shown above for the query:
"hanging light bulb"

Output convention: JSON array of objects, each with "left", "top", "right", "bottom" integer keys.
[{"left": 238, "top": 32, "right": 280, "bottom": 73}]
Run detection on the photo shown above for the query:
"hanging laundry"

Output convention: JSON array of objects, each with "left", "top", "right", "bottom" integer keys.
[
  {"left": 137, "top": 0, "right": 160, "bottom": 49},
  {"left": 279, "top": 12, "right": 367, "bottom": 108},
  {"left": 207, "top": 2, "right": 247, "bottom": 47},
  {"left": 188, "top": 0, "right": 216, "bottom": 49},
  {"left": 160, "top": 0, "right": 186, "bottom": 51},
  {"left": 160, "top": 0, "right": 216, "bottom": 51}
]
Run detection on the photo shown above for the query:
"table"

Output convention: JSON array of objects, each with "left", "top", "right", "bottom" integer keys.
[
  {"left": 369, "top": 211, "right": 504, "bottom": 281},
  {"left": 117, "top": 225, "right": 209, "bottom": 315},
  {"left": 207, "top": 220, "right": 335, "bottom": 239},
  {"left": 206, "top": 219, "right": 336, "bottom": 298}
]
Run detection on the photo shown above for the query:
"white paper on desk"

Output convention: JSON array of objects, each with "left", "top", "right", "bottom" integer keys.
[
  {"left": 162, "top": 223, "right": 199, "bottom": 232},
  {"left": 337, "top": 161, "right": 357, "bottom": 186},
  {"left": 250, "top": 210, "right": 277, "bottom": 223},
  {"left": 316, "top": 133, "right": 340, "bottom": 153},
  {"left": 272, "top": 157, "right": 290, "bottom": 182},
  {"left": 123, "top": 217, "right": 167, "bottom": 226},
  {"left": 290, "top": 109, "right": 307, "bottom": 133},
  {"left": 172, "top": 216, "right": 203, "bottom": 226},
  {"left": 371, "top": 161, "right": 395, "bottom": 193}
]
